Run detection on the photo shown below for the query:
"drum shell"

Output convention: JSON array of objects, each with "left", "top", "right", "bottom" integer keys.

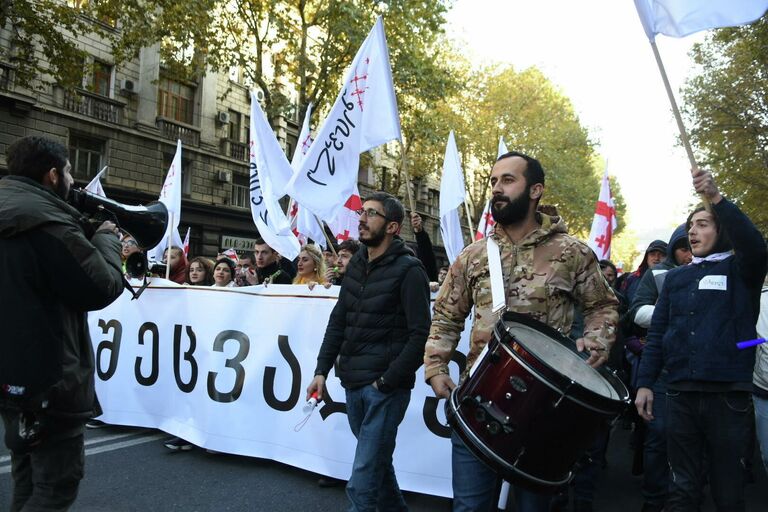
[{"left": 448, "top": 314, "right": 629, "bottom": 493}]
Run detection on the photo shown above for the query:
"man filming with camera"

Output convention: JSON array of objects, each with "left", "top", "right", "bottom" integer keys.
[{"left": 0, "top": 135, "right": 125, "bottom": 511}]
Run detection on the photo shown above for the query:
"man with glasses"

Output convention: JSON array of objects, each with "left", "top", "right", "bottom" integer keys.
[{"left": 306, "top": 191, "right": 431, "bottom": 511}]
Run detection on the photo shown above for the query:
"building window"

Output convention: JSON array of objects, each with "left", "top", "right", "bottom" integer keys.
[
  {"left": 228, "top": 110, "right": 242, "bottom": 142},
  {"left": 231, "top": 172, "right": 249, "bottom": 209},
  {"left": 69, "top": 136, "right": 104, "bottom": 180},
  {"left": 90, "top": 61, "right": 112, "bottom": 97},
  {"left": 66, "top": 0, "right": 117, "bottom": 27},
  {"left": 158, "top": 76, "right": 195, "bottom": 125}
]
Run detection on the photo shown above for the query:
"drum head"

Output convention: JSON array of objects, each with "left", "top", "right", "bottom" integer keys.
[{"left": 500, "top": 313, "right": 621, "bottom": 401}]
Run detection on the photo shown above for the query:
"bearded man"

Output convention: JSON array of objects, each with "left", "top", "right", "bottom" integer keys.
[
  {"left": 424, "top": 151, "right": 619, "bottom": 512},
  {"left": 306, "top": 191, "right": 431, "bottom": 512}
]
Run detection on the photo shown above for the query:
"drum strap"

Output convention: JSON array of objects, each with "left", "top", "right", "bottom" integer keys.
[{"left": 486, "top": 236, "right": 507, "bottom": 315}]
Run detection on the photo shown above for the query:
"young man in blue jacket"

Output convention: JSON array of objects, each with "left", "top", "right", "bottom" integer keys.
[{"left": 635, "top": 168, "right": 768, "bottom": 511}]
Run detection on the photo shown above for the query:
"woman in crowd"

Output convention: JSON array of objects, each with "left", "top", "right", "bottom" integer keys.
[
  {"left": 186, "top": 257, "right": 214, "bottom": 286},
  {"left": 212, "top": 258, "right": 236, "bottom": 288},
  {"left": 293, "top": 244, "right": 327, "bottom": 286},
  {"left": 162, "top": 246, "right": 189, "bottom": 285}
]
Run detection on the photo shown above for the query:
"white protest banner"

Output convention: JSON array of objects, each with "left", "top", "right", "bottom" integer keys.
[
  {"left": 286, "top": 17, "right": 401, "bottom": 221},
  {"left": 89, "top": 284, "right": 469, "bottom": 498}
]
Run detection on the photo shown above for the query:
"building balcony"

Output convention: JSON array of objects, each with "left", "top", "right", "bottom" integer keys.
[
  {"left": 62, "top": 88, "right": 124, "bottom": 124},
  {"left": 156, "top": 117, "right": 200, "bottom": 146},
  {"left": 0, "top": 61, "right": 14, "bottom": 91},
  {"left": 220, "top": 139, "right": 249, "bottom": 162}
]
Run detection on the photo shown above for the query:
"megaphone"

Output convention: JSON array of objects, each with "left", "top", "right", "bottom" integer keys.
[{"left": 68, "top": 189, "right": 169, "bottom": 249}]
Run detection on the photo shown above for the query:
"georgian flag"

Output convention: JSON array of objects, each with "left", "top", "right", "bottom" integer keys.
[
  {"left": 248, "top": 91, "right": 301, "bottom": 260},
  {"left": 634, "top": 0, "right": 768, "bottom": 40},
  {"left": 587, "top": 170, "right": 618, "bottom": 260},
  {"left": 182, "top": 227, "right": 191, "bottom": 256},
  {"left": 475, "top": 137, "right": 508, "bottom": 240},
  {"left": 286, "top": 17, "right": 401, "bottom": 222},
  {"left": 328, "top": 190, "right": 363, "bottom": 244}
]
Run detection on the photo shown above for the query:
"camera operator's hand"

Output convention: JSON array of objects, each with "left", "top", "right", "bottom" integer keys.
[{"left": 95, "top": 221, "right": 120, "bottom": 237}]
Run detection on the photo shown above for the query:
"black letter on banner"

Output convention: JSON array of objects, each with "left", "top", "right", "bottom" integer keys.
[
  {"left": 319, "top": 361, "right": 347, "bottom": 419},
  {"left": 96, "top": 319, "right": 122, "bottom": 380},
  {"left": 173, "top": 325, "right": 198, "bottom": 393},
  {"left": 134, "top": 322, "right": 159, "bottom": 386},
  {"left": 423, "top": 351, "right": 467, "bottom": 438},
  {"left": 263, "top": 335, "right": 301, "bottom": 412},
  {"left": 207, "top": 330, "right": 250, "bottom": 403}
]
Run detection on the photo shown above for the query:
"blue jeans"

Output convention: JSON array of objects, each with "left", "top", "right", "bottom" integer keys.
[
  {"left": 451, "top": 431, "right": 551, "bottom": 512},
  {"left": 666, "top": 390, "right": 752, "bottom": 512},
  {"left": 643, "top": 379, "right": 669, "bottom": 506},
  {"left": 754, "top": 395, "right": 768, "bottom": 474},
  {"left": 345, "top": 385, "right": 410, "bottom": 512}
]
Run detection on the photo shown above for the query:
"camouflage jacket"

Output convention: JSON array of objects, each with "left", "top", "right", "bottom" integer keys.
[{"left": 424, "top": 214, "right": 619, "bottom": 382}]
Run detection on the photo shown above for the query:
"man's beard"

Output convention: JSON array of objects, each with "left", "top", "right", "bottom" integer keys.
[
  {"left": 55, "top": 172, "right": 69, "bottom": 200},
  {"left": 359, "top": 223, "right": 387, "bottom": 247},
  {"left": 491, "top": 188, "right": 530, "bottom": 225}
]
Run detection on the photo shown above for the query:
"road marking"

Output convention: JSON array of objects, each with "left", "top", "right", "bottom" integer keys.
[
  {"left": 0, "top": 432, "right": 163, "bottom": 474},
  {"left": 0, "top": 430, "right": 151, "bottom": 464}
]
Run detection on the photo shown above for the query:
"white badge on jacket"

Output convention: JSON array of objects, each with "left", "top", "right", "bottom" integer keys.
[{"left": 699, "top": 275, "right": 727, "bottom": 291}]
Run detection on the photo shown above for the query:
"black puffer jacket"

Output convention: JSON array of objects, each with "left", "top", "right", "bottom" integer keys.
[
  {"left": 0, "top": 176, "right": 124, "bottom": 419},
  {"left": 315, "top": 236, "right": 431, "bottom": 390}
]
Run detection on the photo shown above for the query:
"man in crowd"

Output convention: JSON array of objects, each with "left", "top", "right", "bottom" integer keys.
[
  {"left": 619, "top": 240, "right": 668, "bottom": 304},
  {"left": 306, "top": 192, "right": 431, "bottom": 511},
  {"left": 410, "top": 211, "right": 438, "bottom": 283},
  {"left": 424, "top": 151, "right": 619, "bottom": 511},
  {"left": 235, "top": 251, "right": 258, "bottom": 287},
  {"left": 325, "top": 239, "right": 361, "bottom": 286},
  {"left": 755, "top": 278, "right": 768, "bottom": 474},
  {"left": 636, "top": 168, "right": 767, "bottom": 511},
  {"left": 254, "top": 238, "right": 292, "bottom": 285},
  {"left": 627, "top": 223, "right": 691, "bottom": 512},
  {"left": 0, "top": 136, "right": 125, "bottom": 510}
]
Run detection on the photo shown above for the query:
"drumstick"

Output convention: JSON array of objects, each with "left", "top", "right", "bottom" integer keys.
[{"left": 736, "top": 338, "right": 766, "bottom": 350}]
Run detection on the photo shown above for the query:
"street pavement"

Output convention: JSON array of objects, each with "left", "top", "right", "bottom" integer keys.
[{"left": 1, "top": 422, "right": 766, "bottom": 511}]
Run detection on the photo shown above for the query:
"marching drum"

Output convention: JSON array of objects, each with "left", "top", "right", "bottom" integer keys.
[{"left": 446, "top": 311, "right": 630, "bottom": 493}]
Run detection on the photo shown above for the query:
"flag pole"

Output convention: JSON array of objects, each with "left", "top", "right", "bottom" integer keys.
[
  {"left": 463, "top": 200, "right": 474, "bottom": 243},
  {"left": 164, "top": 212, "right": 173, "bottom": 280},
  {"left": 649, "top": 40, "right": 710, "bottom": 209},
  {"left": 313, "top": 214, "right": 338, "bottom": 258},
  {"left": 398, "top": 141, "right": 416, "bottom": 213}
]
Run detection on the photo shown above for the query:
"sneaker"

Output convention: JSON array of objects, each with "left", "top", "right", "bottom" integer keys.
[
  {"left": 164, "top": 437, "right": 193, "bottom": 451},
  {"left": 86, "top": 419, "right": 107, "bottom": 429}
]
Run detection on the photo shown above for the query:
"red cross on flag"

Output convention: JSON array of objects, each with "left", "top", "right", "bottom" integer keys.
[
  {"left": 328, "top": 189, "right": 363, "bottom": 244},
  {"left": 286, "top": 16, "right": 401, "bottom": 222},
  {"left": 587, "top": 170, "right": 617, "bottom": 260},
  {"left": 475, "top": 137, "right": 508, "bottom": 240}
]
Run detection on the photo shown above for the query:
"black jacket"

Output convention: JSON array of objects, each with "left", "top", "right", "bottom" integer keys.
[
  {"left": 257, "top": 260, "right": 292, "bottom": 284},
  {"left": 638, "top": 199, "right": 767, "bottom": 389},
  {"left": 414, "top": 230, "right": 438, "bottom": 282},
  {"left": 0, "top": 176, "right": 124, "bottom": 419},
  {"left": 314, "top": 236, "right": 431, "bottom": 390}
]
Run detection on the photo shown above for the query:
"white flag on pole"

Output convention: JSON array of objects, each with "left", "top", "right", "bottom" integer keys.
[
  {"left": 286, "top": 17, "right": 401, "bottom": 221},
  {"left": 587, "top": 170, "right": 618, "bottom": 260},
  {"left": 149, "top": 140, "right": 184, "bottom": 259},
  {"left": 497, "top": 137, "right": 508, "bottom": 159},
  {"left": 287, "top": 103, "right": 327, "bottom": 248},
  {"left": 328, "top": 190, "right": 363, "bottom": 244},
  {"left": 634, "top": 0, "right": 768, "bottom": 40},
  {"left": 182, "top": 227, "right": 191, "bottom": 256},
  {"left": 85, "top": 166, "right": 108, "bottom": 198},
  {"left": 249, "top": 91, "right": 301, "bottom": 260},
  {"left": 440, "top": 131, "right": 467, "bottom": 265}
]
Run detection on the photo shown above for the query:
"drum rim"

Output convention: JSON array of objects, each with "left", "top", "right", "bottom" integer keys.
[
  {"left": 497, "top": 312, "right": 630, "bottom": 408},
  {"left": 446, "top": 387, "right": 574, "bottom": 489}
]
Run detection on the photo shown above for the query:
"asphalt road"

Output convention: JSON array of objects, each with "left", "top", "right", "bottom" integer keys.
[{"left": 1, "top": 422, "right": 766, "bottom": 511}]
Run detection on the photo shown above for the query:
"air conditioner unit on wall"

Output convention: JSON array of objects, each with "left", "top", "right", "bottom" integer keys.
[
  {"left": 216, "top": 170, "right": 232, "bottom": 183},
  {"left": 119, "top": 79, "right": 136, "bottom": 94},
  {"left": 217, "top": 111, "right": 231, "bottom": 124},
  {"left": 255, "top": 89, "right": 265, "bottom": 101}
]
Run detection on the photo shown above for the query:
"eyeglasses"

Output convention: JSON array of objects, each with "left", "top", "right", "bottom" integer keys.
[{"left": 355, "top": 208, "right": 391, "bottom": 221}]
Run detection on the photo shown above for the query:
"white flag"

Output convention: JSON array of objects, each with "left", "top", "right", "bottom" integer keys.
[
  {"left": 182, "top": 227, "right": 191, "bottom": 256},
  {"left": 286, "top": 17, "right": 401, "bottom": 221},
  {"left": 497, "top": 137, "right": 508, "bottom": 159},
  {"left": 634, "top": 0, "right": 768, "bottom": 40},
  {"left": 149, "top": 140, "right": 184, "bottom": 259},
  {"left": 85, "top": 166, "right": 108, "bottom": 198},
  {"left": 328, "top": 190, "right": 363, "bottom": 245},
  {"left": 587, "top": 170, "right": 618, "bottom": 260},
  {"left": 440, "top": 131, "right": 467, "bottom": 265},
  {"left": 249, "top": 91, "right": 301, "bottom": 260},
  {"left": 288, "top": 103, "right": 326, "bottom": 248}
]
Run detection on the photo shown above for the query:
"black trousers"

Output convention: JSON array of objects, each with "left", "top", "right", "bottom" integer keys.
[{"left": 1, "top": 411, "right": 85, "bottom": 512}]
